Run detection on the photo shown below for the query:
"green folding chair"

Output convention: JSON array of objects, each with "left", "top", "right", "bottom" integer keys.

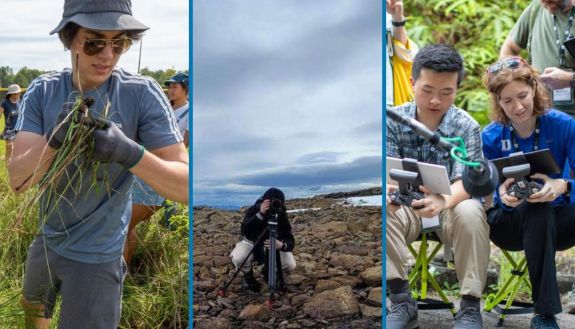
[
  {"left": 483, "top": 250, "right": 533, "bottom": 327},
  {"left": 407, "top": 231, "right": 457, "bottom": 317}
]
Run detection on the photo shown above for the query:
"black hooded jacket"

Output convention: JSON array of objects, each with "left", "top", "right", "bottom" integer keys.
[{"left": 240, "top": 189, "right": 295, "bottom": 264}]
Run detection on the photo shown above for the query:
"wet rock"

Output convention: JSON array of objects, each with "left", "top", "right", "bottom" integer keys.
[
  {"left": 329, "top": 253, "right": 368, "bottom": 272},
  {"left": 194, "top": 189, "right": 383, "bottom": 328},
  {"left": 367, "top": 287, "right": 382, "bottom": 307},
  {"left": 291, "top": 294, "right": 311, "bottom": 306},
  {"left": 285, "top": 273, "right": 307, "bottom": 285},
  {"left": 195, "top": 280, "right": 217, "bottom": 291},
  {"left": 299, "top": 319, "right": 318, "bottom": 327},
  {"left": 311, "top": 221, "right": 348, "bottom": 238},
  {"left": 315, "top": 279, "right": 341, "bottom": 292},
  {"left": 360, "top": 266, "right": 382, "bottom": 286},
  {"left": 238, "top": 304, "right": 270, "bottom": 321},
  {"left": 332, "top": 275, "right": 362, "bottom": 288},
  {"left": 194, "top": 317, "right": 231, "bottom": 329},
  {"left": 302, "top": 286, "right": 360, "bottom": 319},
  {"left": 359, "top": 304, "right": 382, "bottom": 318},
  {"left": 339, "top": 245, "right": 369, "bottom": 256}
]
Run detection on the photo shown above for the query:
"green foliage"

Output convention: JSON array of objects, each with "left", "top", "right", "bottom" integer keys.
[
  {"left": 0, "top": 66, "right": 46, "bottom": 90},
  {"left": 0, "top": 66, "right": 184, "bottom": 91},
  {"left": 442, "top": 281, "right": 461, "bottom": 297},
  {"left": 0, "top": 117, "right": 188, "bottom": 329},
  {"left": 404, "top": 0, "right": 532, "bottom": 126},
  {"left": 139, "top": 68, "right": 189, "bottom": 87}
]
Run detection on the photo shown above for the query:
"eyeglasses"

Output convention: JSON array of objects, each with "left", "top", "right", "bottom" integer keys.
[
  {"left": 79, "top": 37, "right": 133, "bottom": 56},
  {"left": 486, "top": 56, "right": 527, "bottom": 76}
]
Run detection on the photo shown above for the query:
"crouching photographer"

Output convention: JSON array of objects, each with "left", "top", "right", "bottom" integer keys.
[{"left": 229, "top": 187, "right": 296, "bottom": 292}]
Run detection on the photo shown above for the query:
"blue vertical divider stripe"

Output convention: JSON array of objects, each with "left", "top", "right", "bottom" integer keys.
[
  {"left": 382, "top": 1, "right": 387, "bottom": 326},
  {"left": 189, "top": 0, "right": 194, "bottom": 326}
]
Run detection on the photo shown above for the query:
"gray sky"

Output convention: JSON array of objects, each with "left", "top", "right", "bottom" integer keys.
[
  {"left": 193, "top": 1, "right": 382, "bottom": 208},
  {"left": 0, "top": 0, "right": 188, "bottom": 72}
]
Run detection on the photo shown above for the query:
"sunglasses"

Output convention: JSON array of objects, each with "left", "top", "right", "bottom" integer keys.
[
  {"left": 486, "top": 56, "right": 527, "bottom": 76},
  {"left": 79, "top": 37, "right": 133, "bottom": 56}
]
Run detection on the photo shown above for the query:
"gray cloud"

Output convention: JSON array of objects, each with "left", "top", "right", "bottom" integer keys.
[
  {"left": 193, "top": 1, "right": 382, "bottom": 207},
  {"left": 236, "top": 156, "right": 381, "bottom": 187}
]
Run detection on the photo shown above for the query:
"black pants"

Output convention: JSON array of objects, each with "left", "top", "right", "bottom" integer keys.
[{"left": 488, "top": 202, "right": 575, "bottom": 316}]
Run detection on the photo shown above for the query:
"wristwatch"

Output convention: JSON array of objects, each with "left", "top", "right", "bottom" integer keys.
[
  {"left": 571, "top": 72, "right": 575, "bottom": 89},
  {"left": 564, "top": 178, "right": 572, "bottom": 195},
  {"left": 392, "top": 19, "right": 406, "bottom": 27}
]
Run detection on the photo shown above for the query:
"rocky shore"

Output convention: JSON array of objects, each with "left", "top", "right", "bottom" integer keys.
[{"left": 193, "top": 190, "right": 383, "bottom": 328}]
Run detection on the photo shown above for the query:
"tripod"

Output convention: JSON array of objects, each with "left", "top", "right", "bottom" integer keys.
[
  {"left": 218, "top": 211, "right": 285, "bottom": 306},
  {"left": 265, "top": 212, "right": 284, "bottom": 305}
]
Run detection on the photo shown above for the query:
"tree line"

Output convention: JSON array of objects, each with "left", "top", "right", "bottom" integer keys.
[
  {"left": 405, "top": 0, "right": 531, "bottom": 126},
  {"left": 0, "top": 66, "right": 188, "bottom": 91}
]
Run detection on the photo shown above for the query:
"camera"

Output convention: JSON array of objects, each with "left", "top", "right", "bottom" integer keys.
[
  {"left": 502, "top": 163, "right": 543, "bottom": 199},
  {"left": 269, "top": 199, "right": 283, "bottom": 213}
]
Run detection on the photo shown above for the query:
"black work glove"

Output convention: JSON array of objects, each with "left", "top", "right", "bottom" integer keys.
[
  {"left": 46, "top": 98, "right": 96, "bottom": 150},
  {"left": 90, "top": 119, "right": 145, "bottom": 169},
  {"left": 46, "top": 102, "right": 76, "bottom": 150}
]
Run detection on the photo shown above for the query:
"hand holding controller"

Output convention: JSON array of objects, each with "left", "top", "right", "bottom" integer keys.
[{"left": 503, "top": 163, "right": 542, "bottom": 200}]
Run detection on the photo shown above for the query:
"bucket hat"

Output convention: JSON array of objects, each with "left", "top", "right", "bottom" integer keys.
[
  {"left": 164, "top": 73, "right": 189, "bottom": 88},
  {"left": 6, "top": 84, "right": 22, "bottom": 95},
  {"left": 49, "top": 0, "right": 149, "bottom": 35}
]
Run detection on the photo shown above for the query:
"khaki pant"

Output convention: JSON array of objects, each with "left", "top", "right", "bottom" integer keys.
[
  {"left": 386, "top": 199, "right": 490, "bottom": 298},
  {"left": 230, "top": 240, "right": 297, "bottom": 272}
]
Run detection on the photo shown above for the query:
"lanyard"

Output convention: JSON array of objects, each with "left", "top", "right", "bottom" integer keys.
[
  {"left": 509, "top": 117, "right": 540, "bottom": 152},
  {"left": 552, "top": 7, "right": 575, "bottom": 67}
]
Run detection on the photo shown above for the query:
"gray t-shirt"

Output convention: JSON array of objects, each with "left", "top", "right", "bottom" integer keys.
[
  {"left": 510, "top": 2, "right": 575, "bottom": 115},
  {"left": 16, "top": 68, "right": 182, "bottom": 263}
]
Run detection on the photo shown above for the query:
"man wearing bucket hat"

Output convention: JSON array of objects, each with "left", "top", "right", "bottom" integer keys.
[
  {"left": 8, "top": 0, "right": 189, "bottom": 328},
  {"left": 0, "top": 84, "right": 22, "bottom": 163},
  {"left": 124, "top": 72, "right": 189, "bottom": 266}
]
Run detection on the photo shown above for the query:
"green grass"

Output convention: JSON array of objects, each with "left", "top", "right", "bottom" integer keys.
[{"left": 0, "top": 125, "right": 189, "bottom": 328}]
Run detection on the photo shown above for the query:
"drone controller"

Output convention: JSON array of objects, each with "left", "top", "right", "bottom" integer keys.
[
  {"left": 503, "top": 163, "right": 543, "bottom": 199},
  {"left": 388, "top": 169, "right": 425, "bottom": 209}
]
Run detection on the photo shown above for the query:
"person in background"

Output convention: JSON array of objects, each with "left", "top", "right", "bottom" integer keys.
[
  {"left": 386, "top": 0, "right": 418, "bottom": 107},
  {"left": 123, "top": 72, "right": 189, "bottom": 266},
  {"left": 500, "top": 0, "right": 575, "bottom": 117},
  {"left": 0, "top": 84, "right": 22, "bottom": 163}
]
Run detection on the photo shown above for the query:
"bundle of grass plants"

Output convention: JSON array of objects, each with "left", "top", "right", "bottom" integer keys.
[
  {"left": 10, "top": 94, "right": 111, "bottom": 230},
  {"left": 40, "top": 96, "right": 109, "bottom": 209}
]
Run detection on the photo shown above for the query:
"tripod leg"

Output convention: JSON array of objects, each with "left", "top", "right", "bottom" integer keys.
[
  {"left": 218, "top": 229, "right": 268, "bottom": 296},
  {"left": 276, "top": 250, "right": 285, "bottom": 290}
]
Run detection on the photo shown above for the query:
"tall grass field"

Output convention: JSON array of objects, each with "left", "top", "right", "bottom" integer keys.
[{"left": 0, "top": 117, "right": 189, "bottom": 328}]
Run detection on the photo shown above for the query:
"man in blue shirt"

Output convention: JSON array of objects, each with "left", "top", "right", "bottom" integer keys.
[{"left": 8, "top": 1, "right": 189, "bottom": 328}]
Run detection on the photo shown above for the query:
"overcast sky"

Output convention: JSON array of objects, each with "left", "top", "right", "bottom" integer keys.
[
  {"left": 0, "top": 0, "right": 188, "bottom": 72},
  {"left": 193, "top": 1, "right": 382, "bottom": 208}
]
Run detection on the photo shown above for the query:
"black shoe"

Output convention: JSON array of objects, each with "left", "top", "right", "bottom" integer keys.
[
  {"left": 530, "top": 315, "right": 559, "bottom": 329},
  {"left": 241, "top": 271, "right": 261, "bottom": 292}
]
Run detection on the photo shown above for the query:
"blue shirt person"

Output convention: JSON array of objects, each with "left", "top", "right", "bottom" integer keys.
[
  {"left": 481, "top": 56, "right": 575, "bottom": 327},
  {"left": 8, "top": 1, "right": 189, "bottom": 328}
]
